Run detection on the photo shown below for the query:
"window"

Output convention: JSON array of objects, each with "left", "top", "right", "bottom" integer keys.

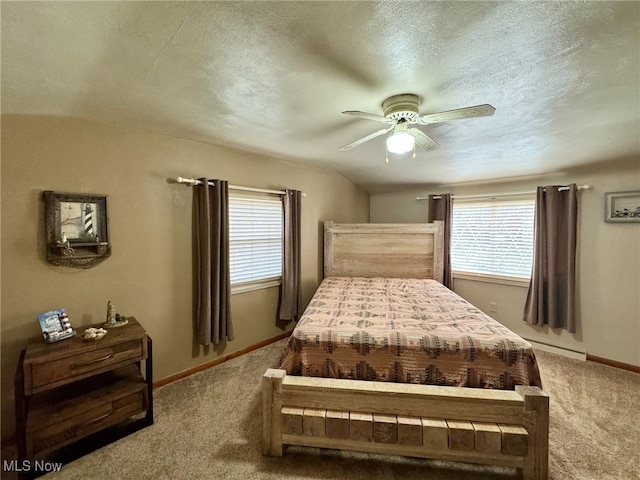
[
  {"left": 451, "top": 197, "right": 535, "bottom": 281},
  {"left": 228, "top": 194, "right": 282, "bottom": 292}
]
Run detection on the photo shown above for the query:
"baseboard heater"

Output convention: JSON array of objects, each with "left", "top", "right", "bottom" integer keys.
[{"left": 525, "top": 338, "right": 587, "bottom": 361}]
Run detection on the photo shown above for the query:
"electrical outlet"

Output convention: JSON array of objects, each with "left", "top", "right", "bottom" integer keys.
[{"left": 489, "top": 302, "right": 498, "bottom": 313}]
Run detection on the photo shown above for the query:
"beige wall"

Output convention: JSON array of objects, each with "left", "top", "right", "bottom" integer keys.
[
  {"left": 371, "top": 157, "right": 640, "bottom": 366},
  {"left": 0, "top": 115, "right": 369, "bottom": 441}
]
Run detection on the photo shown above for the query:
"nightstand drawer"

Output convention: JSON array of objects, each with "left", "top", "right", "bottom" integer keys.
[
  {"left": 27, "top": 339, "right": 145, "bottom": 394},
  {"left": 31, "top": 390, "right": 146, "bottom": 456},
  {"left": 26, "top": 366, "right": 148, "bottom": 457}
]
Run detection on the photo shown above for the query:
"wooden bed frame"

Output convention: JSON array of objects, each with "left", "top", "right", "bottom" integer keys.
[{"left": 263, "top": 222, "right": 549, "bottom": 480}]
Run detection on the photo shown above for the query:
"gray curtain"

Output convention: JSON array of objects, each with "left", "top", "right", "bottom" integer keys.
[
  {"left": 193, "top": 178, "right": 234, "bottom": 345},
  {"left": 278, "top": 189, "right": 302, "bottom": 322},
  {"left": 427, "top": 193, "right": 453, "bottom": 288},
  {"left": 523, "top": 184, "right": 578, "bottom": 333}
]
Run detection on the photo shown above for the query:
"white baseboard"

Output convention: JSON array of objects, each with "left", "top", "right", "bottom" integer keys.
[{"left": 526, "top": 339, "right": 586, "bottom": 361}]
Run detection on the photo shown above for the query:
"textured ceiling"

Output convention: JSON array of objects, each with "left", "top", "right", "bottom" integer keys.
[{"left": 2, "top": 1, "right": 639, "bottom": 193}]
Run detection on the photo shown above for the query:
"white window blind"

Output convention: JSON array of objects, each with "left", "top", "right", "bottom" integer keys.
[
  {"left": 451, "top": 198, "right": 535, "bottom": 279},
  {"left": 229, "top": 195, "right": 282, "bottom": 285}
]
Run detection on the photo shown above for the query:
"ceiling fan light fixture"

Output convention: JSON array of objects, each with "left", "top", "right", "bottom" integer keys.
[
  {"left": 386, "top": 131, "right": 415, "bottom": 154},
  {"left": 339, "top": 93, "right": 494, "bottom": 154}
]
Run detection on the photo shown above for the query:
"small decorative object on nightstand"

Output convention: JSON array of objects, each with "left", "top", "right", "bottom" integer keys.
[
  {"left": 103, "top": 300, "right": 128, "bottom": 329},
  {"left": 37, "top": 309, "right": 76, "bottom": 343},
  {"left": 82, "top": 327, "right": 107, "bottom": 341}
]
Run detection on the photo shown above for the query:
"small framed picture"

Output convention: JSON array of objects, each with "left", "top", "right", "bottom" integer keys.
[
  {"left": 604, "top": 190, "right": 640, "bottom": 223},
  {"left": 43, "top": 191, "right": 111, "bottom": 266},
  {"left": 37, "top": 308, "right": 76, "bottom": 343},
  {"left": 44, "top": 191, "right": 109, "bottom": 243}
]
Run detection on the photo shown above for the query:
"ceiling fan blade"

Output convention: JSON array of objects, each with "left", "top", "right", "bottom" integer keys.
[
  {"left": 342, "top": 110, "right": 393, "bottom": 123},
  {"left": 417, "top": 104, "right": 496, "bottom": 125},
  {"left": 409, "top": 128, "right": 440, "bottom": 151},
  {"left": 339, "top": 126, "right": 393, "bottom": 151}
]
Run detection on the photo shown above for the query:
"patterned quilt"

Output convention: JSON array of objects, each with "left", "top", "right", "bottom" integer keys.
[{"left": 279, "top": 277, "right": 542, "bottom": 389}]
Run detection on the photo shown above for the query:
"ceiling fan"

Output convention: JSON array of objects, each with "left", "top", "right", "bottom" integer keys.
[{"left": 339, "top": 94, "right": 495, "bottom": 162}]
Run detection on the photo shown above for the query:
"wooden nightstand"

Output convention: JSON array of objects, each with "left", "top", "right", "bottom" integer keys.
[{"left": 14, "top": 317, "right": 153, "bottom": 478}]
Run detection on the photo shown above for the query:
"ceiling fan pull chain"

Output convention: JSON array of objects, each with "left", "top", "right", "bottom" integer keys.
[{"left": 385, "top": 144, "right": 389, "bottom": 164}]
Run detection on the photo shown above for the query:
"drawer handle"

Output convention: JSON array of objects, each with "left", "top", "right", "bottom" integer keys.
[
  {"left": 84, "top": 409, "right": 113, "bottom": 426},
  {"left": 71, "top": 353, "right": 114, "bottom": 369}
]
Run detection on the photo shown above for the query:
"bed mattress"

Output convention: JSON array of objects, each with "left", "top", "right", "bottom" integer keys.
[{"left": 279, "top": 277, "right": 542, "bottom": 389}]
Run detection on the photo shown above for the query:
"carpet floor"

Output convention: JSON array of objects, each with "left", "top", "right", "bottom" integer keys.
[{"left": 20, "top": 340, "right": 640, "bottom": 479}]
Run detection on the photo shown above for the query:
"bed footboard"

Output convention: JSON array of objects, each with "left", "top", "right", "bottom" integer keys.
[{"left": 263, "top": 369, "right": 548, "bottom": 480}]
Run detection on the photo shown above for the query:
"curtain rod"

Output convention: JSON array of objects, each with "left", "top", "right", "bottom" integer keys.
[
  {"left": 171, "top": 176, "right": 306, "bottom": 197},
  {"left": 417, "top": 184, "right": 593, "bottom": 201}
]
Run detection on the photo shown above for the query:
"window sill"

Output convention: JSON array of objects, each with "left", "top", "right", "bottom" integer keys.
[
  {"left": 452, "top": 271, "right": 530, "bottom": 288},
  {"left": 231, "top": 277, "right": 281, "bottom": 295}
]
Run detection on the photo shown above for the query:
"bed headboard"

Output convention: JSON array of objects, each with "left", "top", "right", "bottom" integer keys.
[{"left": 323, "top": 221, "right": 444, "bottom": 283}]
